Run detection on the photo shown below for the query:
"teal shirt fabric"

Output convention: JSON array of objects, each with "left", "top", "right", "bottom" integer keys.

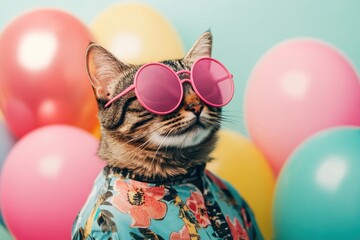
[{"left": 72, "top": 166, "right": 263, "bottom": 240}]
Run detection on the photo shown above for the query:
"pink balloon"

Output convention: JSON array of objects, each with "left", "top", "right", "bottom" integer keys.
[
  {"left": 0, "top": 125, "right": 105, "bottom": 240},
  {"left": 0, "top": 9, "right": 98, "bottom": 138},
  {"left": 245, "top": 39, "right": 360, "bottom": 176}
]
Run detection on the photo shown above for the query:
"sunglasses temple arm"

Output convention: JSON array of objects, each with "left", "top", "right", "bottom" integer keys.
[{"left": 104, "top": 84, "right": 135, "bottom": 108}]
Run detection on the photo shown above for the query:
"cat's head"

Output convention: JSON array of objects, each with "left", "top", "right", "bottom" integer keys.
[{"left": 86, "top": 31, "right": 225, "bottom": 178}]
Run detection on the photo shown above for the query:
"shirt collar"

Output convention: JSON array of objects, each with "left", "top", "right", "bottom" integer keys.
[{"left": 103, "top": 164, "right": 206, "bottom": 186}]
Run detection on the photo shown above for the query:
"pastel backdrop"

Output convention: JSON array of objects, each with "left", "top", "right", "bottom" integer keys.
[
  {"left": 1, "top": 1, "right": 359, "bottom": 240},
  {"left": 1, "top": 1, "right": 359, "bottom": 135}
]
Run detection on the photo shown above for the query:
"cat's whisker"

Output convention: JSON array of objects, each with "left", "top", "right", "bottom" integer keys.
[
  {"left": 148, "top": 128, "right": 176, "bottom": 173},
  {"left": 118, "top": 122, "right": 179, "bottom": 163},
  {"left": 217, "top": 112, "right": 251, "bottom": 133},
  {"left": 120, "top": 123, "right": 165, "bottom": 146},
  {"left": 121, "top": 134, "right": 155, "bottom": 158}
]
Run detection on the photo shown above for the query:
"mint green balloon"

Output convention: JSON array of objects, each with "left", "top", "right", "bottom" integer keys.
[
  {"left": 0, "top": 224, "right": 12, "bottom": 240},
  {"left": 274, "top": 127, "right": 360, "bottom": 240}
]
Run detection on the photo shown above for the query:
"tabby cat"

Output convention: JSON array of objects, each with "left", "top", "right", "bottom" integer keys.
[{"left": 72, "top": 31, "right": 263, "bottom": 240}]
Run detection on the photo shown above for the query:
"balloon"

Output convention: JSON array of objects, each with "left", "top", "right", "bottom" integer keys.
[
  {"left": 0, "top": 119, "right": 15, "bottom": 168},
  {"left": 0, "top": 9, "right": 98, "bottom": 138},
  {"left": 245, "top": 39, "right": 360, "bottom": 176},
  {"left": 0, "top": 224, "right": 12, "bottom": 240},
  {"left": 274, "top": 127, "right": 360, "bottom": 240},
  {"left": 92, "top": 125, "right": 101, "bottom": 139},
  {"left": 207, "top": 130, "right": 275, "bottom": 240},
  {"left": 0, "top": 203, "right": 4, "bottom": 227},
  {"left": 0, "top": 117, "right": 15, "bottom": 228},
  {"left": 0, "top": 217, "right": 4, "bottom": 231},
  {"left": 91, "top": 3, "right": 184, "bottom": 64},
  {"left": 0, "top": 125, "right": 105, "bottom": 240}
]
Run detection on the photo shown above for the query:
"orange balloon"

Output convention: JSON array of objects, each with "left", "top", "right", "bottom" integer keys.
[
  {"left": 92, "top": 124, "right": 101, "bottom": 139},
  {"left": 207, "top": 130, "right": 275, "bottom": 239}
]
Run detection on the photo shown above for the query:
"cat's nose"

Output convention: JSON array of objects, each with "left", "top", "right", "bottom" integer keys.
[{"left": 186, "top": 102, "right": 204, "bottom": 117}]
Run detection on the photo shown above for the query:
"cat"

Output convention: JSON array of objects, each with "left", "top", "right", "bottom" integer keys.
[{"left": 72, "top": 31, "right": 263, "bottom": 240}]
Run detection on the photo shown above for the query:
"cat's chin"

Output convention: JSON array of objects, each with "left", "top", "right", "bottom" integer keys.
[{"left": 149, "top": 127, "right": 212, "bottom": 148}]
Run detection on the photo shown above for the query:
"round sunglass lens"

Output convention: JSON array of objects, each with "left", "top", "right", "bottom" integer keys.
[
  {"left": 135, "top": 64, "right": 182, "bottom": 114},
  {"left": 192, "top": 58, "right": 234, "bottom": 106}
]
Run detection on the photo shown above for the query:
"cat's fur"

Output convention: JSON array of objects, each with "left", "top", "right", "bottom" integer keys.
[{"left": 87, "top": 31, "right": 221, "bottom": 179}]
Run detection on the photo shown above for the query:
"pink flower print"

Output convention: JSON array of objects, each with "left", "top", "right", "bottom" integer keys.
[
  {"left": 112, "top": 179, "right": 167, "bottom": 228},
  {"left": 226, "top": 216, "right": 249, "bottom": 240},
  {"left": 170, "top": 225, "right": 191, "bottom": 240},
  {"left": 186, "top": 190, "right": 211, "bottom": 228}
]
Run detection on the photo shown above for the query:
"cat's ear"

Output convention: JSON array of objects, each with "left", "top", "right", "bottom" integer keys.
[
  {"left": 86, "top": 43, "right": 131, "bottom": 100},
  {"left": 183, "top": 31, "right": 212, "bottom": 64}
]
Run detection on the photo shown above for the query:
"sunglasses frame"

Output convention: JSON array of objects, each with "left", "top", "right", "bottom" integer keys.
[{"left": 104, "top": 57, "right": 234, "bottom": 115}]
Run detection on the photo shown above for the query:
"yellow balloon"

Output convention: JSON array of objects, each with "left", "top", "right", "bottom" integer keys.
[
  {"left": 207, "top": 130, "right": 275, "bottom": 240},
  {"left": 91, "top": 3, "right": 184, "bottom": 64}
]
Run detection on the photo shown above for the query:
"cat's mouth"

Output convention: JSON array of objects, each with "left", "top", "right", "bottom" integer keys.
[
  {"left": 169, "top": 120, "right": 206, "bottom": 136},
  {"left": 150, "top": 118, "right": 212, "bottom": 148}
]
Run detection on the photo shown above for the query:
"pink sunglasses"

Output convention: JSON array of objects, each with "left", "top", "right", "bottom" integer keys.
[{"left": 105, "top": 57, "right": 234, "bottom": 115}]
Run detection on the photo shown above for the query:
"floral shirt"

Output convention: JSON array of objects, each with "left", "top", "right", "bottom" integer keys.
[{"left": 72, "top": 165, "right": 263, "bottom": 240}]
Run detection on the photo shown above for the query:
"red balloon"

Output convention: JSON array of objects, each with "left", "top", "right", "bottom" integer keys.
[
  {"left": 0, "top": 125, "right": 105, "bottom": 240},
  {"left": 0, "top": 9, "right": 98, "bottom": 138}
]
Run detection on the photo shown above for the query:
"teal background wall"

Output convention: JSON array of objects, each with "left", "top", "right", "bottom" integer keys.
[{"left": 1, "top": 0, "right": 359, "bottom": 134}]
